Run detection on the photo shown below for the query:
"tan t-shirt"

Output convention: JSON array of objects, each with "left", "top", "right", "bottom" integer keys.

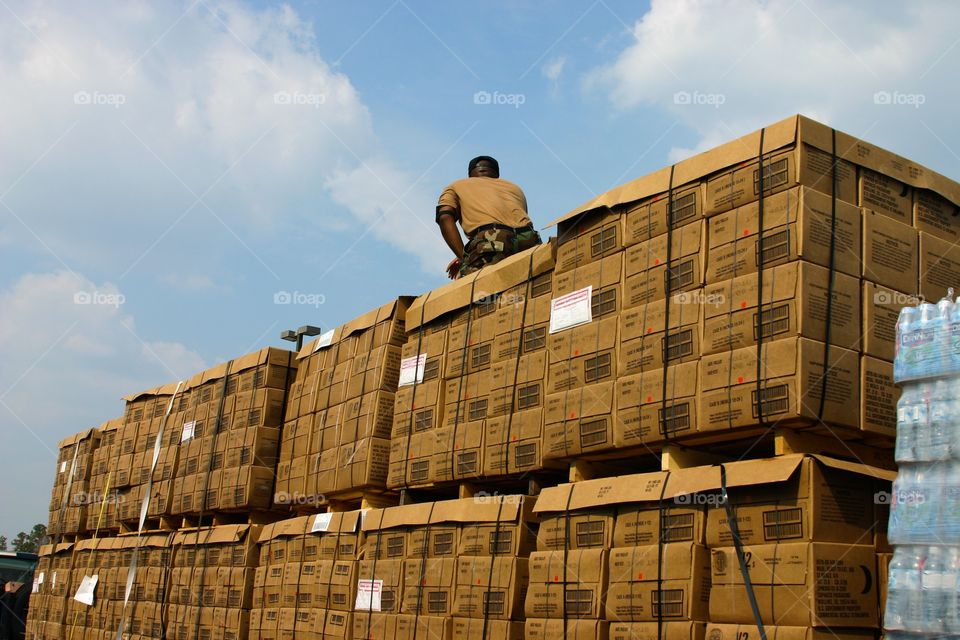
[{"left": 437, "top": 177, "right": 531, "bottom": 235}]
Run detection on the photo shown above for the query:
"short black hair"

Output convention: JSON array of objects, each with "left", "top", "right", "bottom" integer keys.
[{"left": 468, "top": 155, "right": 499, "bottom": 176}]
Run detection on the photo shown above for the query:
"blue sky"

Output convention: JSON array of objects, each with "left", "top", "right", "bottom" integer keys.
[{"left": 3, "top": 0, "right": 960, "bottom": 535}]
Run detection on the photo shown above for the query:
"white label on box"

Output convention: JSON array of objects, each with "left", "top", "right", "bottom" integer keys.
[
  {"left": 52, "top": 572, "right": 57, "bottom": 588},
  {"left": 549, "top": 285, "right": 593, "bottom": 334},
  {"left": 60, "top": 461, "right": 67, "bottom": 473},
  {"left": 37, "top": 572, "right": 44, "bottom": 584},
  {"left": 398, "top": 354, "right": 427, "bottom": 387},
  {"left": 74, "top": 574, "right": 98, "bottom": 606},
  {"left": 180, "top": 421, "right": 196, "bottom": 443},
  {"left": 360, "top": 508, "right": 370, "bottom": 529},
  {"left": 311, "top": 513, "right": 333, "bottom": 533},
  {"left": 355, "top": 579, "right": 383, "bottom": 611},
  {"left": 313, "top": 328, "right": 336, "bottom": 352},
  {"left": 32, "top": 580, "right": 38, "bottom": 594}
]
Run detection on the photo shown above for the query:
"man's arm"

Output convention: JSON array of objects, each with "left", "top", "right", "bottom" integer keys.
[{"left": 437, "top": 206, "right": 465, "bottom": 278}]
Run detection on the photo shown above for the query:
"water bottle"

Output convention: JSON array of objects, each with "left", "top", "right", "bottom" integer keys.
[
  {"left": 889, "top": 467, "right": 911, "bottom": 543},
  {"left": 938, "top": 293, "right": 955, "bottom": 378},
  {"left": 897, "top": 385, "right": 919, "bottom": 463},
  {"left": 921, "top": 302, "right": 944, "bottom": 379},
  {"left": 887, "top": 546, "right": 924, "bottom": 631},
  {"left": 912, "top": 383, "right": 932, "bottom": 462},
  {"left": 945, "top": 547, "right": 960, "bottom": 633},
  {"left": 922, "top": 545, "right": 947, "bottom": 633},
  {"left": 896, "top": 306, "right": 919, "bottom": 382},
  {"left": 951, "top": 297, "right": 960, "bottom": 377},
  {"left": 928, "top": 380, "right": 951, "bottom": 461},
  {"left": 942, "top": 461, "right": 960, "bottom": 540},
  {"left": 915, "top": 465, "right": 941, "bottom": 542}
]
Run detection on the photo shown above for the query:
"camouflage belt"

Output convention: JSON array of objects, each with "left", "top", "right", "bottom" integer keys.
[{"left": 459, "top": 227, "right": 541, "bottom": 277}]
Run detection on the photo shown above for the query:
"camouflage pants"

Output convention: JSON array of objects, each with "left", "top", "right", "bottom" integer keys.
[{"left": 460, "top": 227, "right": 542, "bottom": 277}]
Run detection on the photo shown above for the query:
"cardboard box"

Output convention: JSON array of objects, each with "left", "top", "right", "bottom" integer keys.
[
  {"left": 547, "top": 316, "right": 619, "bottom": 394},
  {"left": 453, "top": 556, "right": 528, "bottom": 620},
  {"left": 456, "top": 495, "right": 538, "bottom": 557},
  {"left": 341, "top": 390, "right": 395, "bottom": 444},
  {"left": 544, "top": 381, "right": 616, "bottom": 459},
  {"left": 485, "top": 409, "right": 554, "bottom": 477},
  {"left": 623, "top": 182, "right": 705, "bottom": 248},
  {"left": 915, "top": 188, "right": 960, "bottom": 243},
  {"left": 537, "top": 508, "right": 615, "bottom": 552},
  {"left": 701, "top": 261, "right": 861, "bottom": 356},
  {"left": 388, "top": 431, "right": 434, "bottom": 488},
  {"left": 333, "top": 437, "right": 390, "bottom": 493},
  {"left": 705, "top": 454, "right": 894, "bottom": 546},
  {"left": 525, "top": 619, "right": 609, "bottom": 640},
  {"left": 861, "top": 356, "right": 898, "bottom": 438},
  {"left": 453, "top": 618, "right": 524, "bottom": 640},
  {"left": 443, "top": 373, "right": 491, "bottom": 426},
  {"left": 705, "top": 624, "right": 875, "bottom": 640},
  {"left": 862, "top": 281, "right": 917, "bottom": 362},
  {"left": 408, "top": 525, "right": 459, "bottom": 558},
  {"left": 525, "top": 549, "right": 608, "bottom": 619},
  {"left": 355, "top": 558, "right": 403, "bottom": 614},
  {"left": 878, "top": 552, "right": 891, "bottom": 621},
  {"left": 493, "top": 295, "right": 552, "bottom": 363},
  {"left": 353, "top": 612, "right": 398, "bottom": 640},
  {"left": 611, "top": 622, "right": 705, "bottom": 640},
  {"left": 859, "top": 167, "right": 912, "bottom": 223},
  {"left": 862, "top": 209, "right": 919, "bottom": 293},
  {"left": 400, "top": 329, "right": 448, "bottom": 382},
  {"left": 625, "top": 221, "right": 705, "bottom": 307},
  {"left": 445, "top": 312, "right": 498, "bottom": 379},
  {"left": 556, "top": 208, "right": 624, "bottom": 273},
  {"left": 919, "top": 230, "right": 960, "bottom": 302},
  {"left": 606, "top": 543, "right": 711, "bottom": 621},
  {"left": 552, "top": 253, "right": 625, "bottom": 321},
  {"left": 613, "top": 504, "right": 706, "bottom": 547},
  {"left": 619, "top": 294, "right": 701, "bottom": 376},
  {"left": 698, "top": 337, "right": 860, "bottom": 432},
  {"left": 706, "top": 187, "right": 861, "bottom": 283},
  {"left": 393, "top": 379, "right": 445, "bottom": 436},
  {"left": 401, "top": 557, "right": 456, "bottom": 615},
  {"left": 709, "top": 542, "right": 878, "bottom": 627},
  {"left": 489, "top": 351, "right": 547, "bottom": 416},
  {"left": 346, "top": 345, "right": 402, "bottom": 400},
  {"left": 615, "top": 360, "right": 700, "bottom": 446},
  {"left": 395, "top": 615, "right": 452, "bottom": 640},
  {"left": 433, "top": 421, "right": 485, "bottom": 482}
]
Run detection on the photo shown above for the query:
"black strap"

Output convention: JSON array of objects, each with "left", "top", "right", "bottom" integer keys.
[
  {"left": 480, "top": 498, "right": 507, "bottom": 640},
  {"left": 412, "top": 503, "right": 438, "bottom": 639},
  {"left": 817, "top": 129, "right": 839, "bottom": 419},
  {"left": 561, "top": 484, "right": 576, "bottom": 626},
  {"left": 721, "top": 464, "right": 767, "bottom": 640},
  {"left": 661, "top": 164, "right": 676, "bottom": 443},
  {"left": 755, "top": 129, "right": 767, "bottom": 427},
  {"left": 402, "top": 291, "right": 433, "bottom": 486},
  {"left": 450, "top": 279, "right": 479, "bottom": 480},
  {"left": 655, "top": 471, "right": 671, "bottom": 640},
  {"left": 363, "top": 510, "right": 384, "bottom": 640},
  {"left": 502, "top": 254, "right": 536, "bottom": 473}
]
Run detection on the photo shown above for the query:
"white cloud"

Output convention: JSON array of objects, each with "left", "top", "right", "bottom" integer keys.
[
  {"left": 0, "top": 269, "right": 204, "bottom": 533},
  {"left": 587, "top": 0, "right": 960, "bottom": 174},
  {"left": 0, "top": 0, "right": 440, "bottom": 277},
  {"left": 542, "top": 56, "right": 567, "bottom": 83}
]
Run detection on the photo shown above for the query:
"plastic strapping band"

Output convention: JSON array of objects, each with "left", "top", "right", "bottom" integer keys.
[
  {"left": 116, "top": 380, "right": 184, "bottom": 640},
  {"left": 52, "top": 435, "right": 82, "bottom": 546},
  {"left": 503, "top": 254, "right": 536, "bottom": 475},
  {"left": 402, "top": 290, "right": 432, "bottom": 486},
  {"left": 450, "top": 279, "right": 479, "bottom": 482},
  {"left": 266, "top": 351, "right": 295, "bottom": 507},
  {"left": 661, "top": 164, "right": 676, "bottom": 443},
  {"left": 412, "top": 502, "right": 438, "bottom": 640},
  {"left": 561, "top": 483, "right": 576, "bottom": 630},
  {"left": 755, "top": 128, "right": 767, "bottom": 427},
  {"left": 817, "top": 129, "right": 839, "bottom": 419},
  {"left": 480, "top": 497, "right": 507, "bottom": 640},
  {"left": 363, "top": 509, "right": 385, "bottom": 640},
  {"left": 720, "top": 464, "right": 767, "bottom": 640},
  {"left": 655, "top": 470, "right": 671, "bottom": 640},
  {"left": 190, "top": 360, "right": 234, "bottom": 640}
]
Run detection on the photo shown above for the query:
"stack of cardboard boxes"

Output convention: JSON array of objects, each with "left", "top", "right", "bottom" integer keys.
[
  {"left": 167, "top": 524, "right": 261, "bottom": 640},
  {"left": 388, "top": 244, "right": 559, "bottom": 487},
  {"left": 25, "top": 542, "right": 73, "bottom": 640},
  {"left": 273, "top": 298, "right": 410, "bottom": 506},
  {"left": 355, "top": 496, "right": 536, "bottom": 640},
  {"left": 249, "top": 511, "right": 362, "bottom": 640},
  {"left": 83, "top": 418, "right": 123, "bottom": 531},
  {"left": 47, "top": 428, "right": 101, "bottom": 536},
  {"left": 525, "top": 454, "right": 892, "bottom": 640}
]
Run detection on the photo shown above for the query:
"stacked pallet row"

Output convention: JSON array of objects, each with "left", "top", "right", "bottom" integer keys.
[
  {"left": 388, "top": 243, "right": 562, "bottom": 487},
  {"left": 355, "top": 496, "right": 536, "bottom": 640},
  {"left": 83, "top": 419, "right": 122, "bottom": 531},
  {"left": 25, "top": 542, "right": 74, "bottom": 640},
  {"left": 47, "top": 428, "right": 101, "bottom": 536},
  {"left": 249, "top": 512, "right": 363, "bottom": 640},
  {"left": 273, "top": 298, "right": 410, "bottom": 507},
  {"left": 525, "top": 454, "right": 892, "bottom": 640}
]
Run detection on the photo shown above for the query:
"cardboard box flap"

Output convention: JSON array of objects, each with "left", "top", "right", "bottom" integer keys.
[
  {"left": 37, "top": 544, "right": 54, "bottom": 557},
  {"left": 57, "top": 428, "right": 97, "bottom": 448},
  {"left": 407, "top": 243, "right": 554, "bottom": 331},
  {"left": 362, "top": 502, "right": 436, "bottom": 531},
  {"left": 74, "top": 538, "right": 106, "bottom": 552},
  {"left": 230, "top": 347, "right": 292, "bottom": 375},
  {"left": 300, "top": 326, "right": 346, "bottom": 359},
  {"left": 116, "top": 533, "right": 171, "bottom": 549},
  {"left": 428, "top": 496, "right": 526, "bottom": 524},
  {"left": 810, "top": 454, "right": 897, "bottom": 481},
  {"left": 173, "top": 524, "right": 254, "bottom": 546},
  {"left": 55, "top": 542, "right": 74, "bottom": 554},
  {"left": 99, "top": 417, "right": 124, "bottom": 433},
  {"left": 665, "top": 465, "right": 723, "bottom": 499},
  {"left": 718, "top": 455, "right": 805, "bottom": 489},
  {"left": 122, "top": 380, "right": 181, "bottom": 402},
  {"left": 344, "top": 297, "right": 415, "bottom": 337},
  {"left": 534, "top": 471, "right": 671, "bottom": 513},
  {"left": 549, "top": 116, "right": 800, "bottom": 227},
  {"left": 258, "top": 516, "right": 313, "bottom": 542},
  {"left": 407, "top": 271, "right": 482, "bottom": 331}
]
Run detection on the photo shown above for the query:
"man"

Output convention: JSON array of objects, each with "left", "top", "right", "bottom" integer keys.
[{"left": 436, "top": 156, "right": 541, "bottom": 278}]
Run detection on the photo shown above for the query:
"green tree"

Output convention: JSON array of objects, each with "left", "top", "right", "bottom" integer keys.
[
  {"left": 0, "top": 535, "right": 7, "bottom": 551},
  {"left": 11, "top": 524, "right": 47, "bottom": 553}
]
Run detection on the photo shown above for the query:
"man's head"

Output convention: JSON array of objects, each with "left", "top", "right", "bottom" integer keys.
[{"left": 468, "top": 156, "right": 499, "bottom": 178}]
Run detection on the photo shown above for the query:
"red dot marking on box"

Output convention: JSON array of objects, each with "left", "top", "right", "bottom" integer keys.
[
  {"left": 574, "top": 349, "right": 581, "bottom": 356},
  {"left": 741, "top": 301, "right": 747, "bottom": 309},
  {"left": 569, "top": 412, "right": 577, "bottom": 419},
  {"left": 737, "top": 376, "right": 744, "bottom": 384},
  {"left": 647, "top": 396, "right": 653, "bottom": 402},
  {"left": 554, "top": 575, "right": 560, "bottom": 582},
  {"left": 654, "top": 258, "right": 661, "bottom": 265},
  {"left": 744, "top": 229, "right": 750, "bottom": 236},
  {"left": 512, "top": 436, "right": 518, "bottom": 441}
]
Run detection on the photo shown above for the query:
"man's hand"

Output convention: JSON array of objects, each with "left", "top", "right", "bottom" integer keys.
[{"left": 446, "top": 257, "right": 461, "bottom": 279}]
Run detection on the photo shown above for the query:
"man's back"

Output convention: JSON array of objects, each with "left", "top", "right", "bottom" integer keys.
[{"left": 438, "top": 176, "right": 530, "bottom": 234}]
